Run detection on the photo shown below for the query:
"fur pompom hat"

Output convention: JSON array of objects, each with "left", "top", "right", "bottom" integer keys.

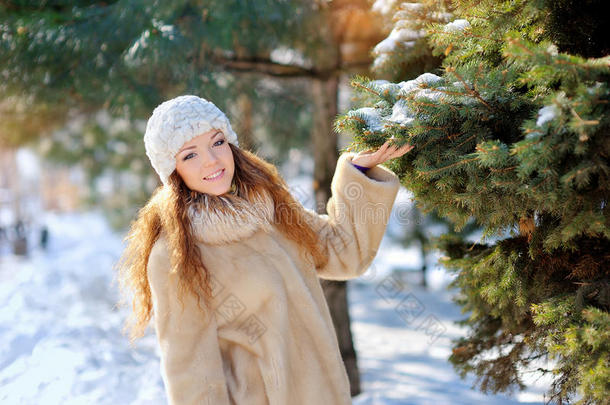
[{"left": 143, "top": 95, "right": 239, "bottom": 186}]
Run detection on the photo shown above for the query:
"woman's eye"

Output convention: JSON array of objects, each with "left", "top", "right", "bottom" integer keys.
[
  {"left": 183, "top": 153, "right": 195, "bottom": 161},
  {"left": 214, "top": 139, "right": 225, "bottom": 146}
]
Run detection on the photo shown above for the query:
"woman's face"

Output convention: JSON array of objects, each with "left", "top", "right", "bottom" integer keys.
[{"left": 174, "top": 128, "right": 235, "bottom": 196}]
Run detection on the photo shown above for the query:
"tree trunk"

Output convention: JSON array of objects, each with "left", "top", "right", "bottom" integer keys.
[
  {"left": 235, "top": 92, "right": 255, "bottom": 151},
  {"left": 311, "top": 74, "right": 361, "bottom": 397}
]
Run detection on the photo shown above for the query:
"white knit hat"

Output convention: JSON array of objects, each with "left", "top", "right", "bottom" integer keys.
[{"left": 143, "top": 95, "right": 239, "bottom": 186}]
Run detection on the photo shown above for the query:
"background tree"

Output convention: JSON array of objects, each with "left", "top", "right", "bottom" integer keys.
[
  {"left": 338, "top": 0, "right": 609, "bottom": 403},
  {"left": 0, "top": 0, "right": 325, "bottom": 226}
]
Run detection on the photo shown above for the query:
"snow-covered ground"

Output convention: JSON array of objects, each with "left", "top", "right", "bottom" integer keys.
[
  {"left": 0, "top": 211, "right": 165, "bottom": 405},
  {"left": 1, "top": 203, "right": 550, "bottom": 404}
]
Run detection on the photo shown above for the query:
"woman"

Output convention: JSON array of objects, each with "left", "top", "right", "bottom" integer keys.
[{"left": 116, "top": 95, "right": 413, "bottom": 405}]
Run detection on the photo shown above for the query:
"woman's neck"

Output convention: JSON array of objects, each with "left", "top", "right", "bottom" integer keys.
[{"left": 186, "top": 188, "right": 275, "bottom": 245}]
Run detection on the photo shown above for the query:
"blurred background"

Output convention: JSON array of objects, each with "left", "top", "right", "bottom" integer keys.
[{"left": 0, "top": 1, "right": 553, "bottom": 404}]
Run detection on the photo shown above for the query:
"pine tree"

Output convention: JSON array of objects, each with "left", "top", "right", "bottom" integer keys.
[{"left": 339, "top": 0, "right": 609, "bottom": 403}]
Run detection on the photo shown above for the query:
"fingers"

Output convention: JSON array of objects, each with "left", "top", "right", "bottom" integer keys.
[
  {"left": 380, "top": 145, "right": 396, "bottom": 162},
  {"left": 382, "top": 137, "right": 403, "bottom": 156},
  {"left": 359, "top": 137, "right": 414, "bottom": 166},
  {"left": 377, "top": 140, "right": 392, "bottom": 154},
  {"left": 388, "top": 144, "right": 414, "bottom": 159},
  {"left": 360, "top": 141, "right": 389, "bottom": 157},
  {"left": 383, "top": 141, "right": 414, "bottom": 161}
]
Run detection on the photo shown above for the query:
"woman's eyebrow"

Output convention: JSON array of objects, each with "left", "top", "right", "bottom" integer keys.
[
  {"left": 178, "top": 145, "right": 196, "bottom": 155},
  {"left": 212, "top": 131, "right": 223, "bottom": 139}
]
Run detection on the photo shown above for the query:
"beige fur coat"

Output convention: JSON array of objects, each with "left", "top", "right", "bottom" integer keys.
[{"left": 146, "top": 152, "right": 400, "bottom": 405}]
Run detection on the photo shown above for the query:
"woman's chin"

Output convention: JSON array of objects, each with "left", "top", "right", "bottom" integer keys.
[
  {"left": 185, "top": 176, "right": 233, "bottom": 196},
  {"left": 198, "top": 183, "right": 231, "bottom": 196}
]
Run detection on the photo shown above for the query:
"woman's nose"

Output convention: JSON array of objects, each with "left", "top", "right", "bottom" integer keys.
[{"left": 202, "top": 148, "right": 219, "bottom": 167}]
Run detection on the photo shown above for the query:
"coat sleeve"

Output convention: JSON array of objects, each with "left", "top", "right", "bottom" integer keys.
[
  {"left": 302, "top": 152, "right": 401, "bottom": 280},
  {"left": 147, "top": 236, "right": 231, "bottom": 405}
]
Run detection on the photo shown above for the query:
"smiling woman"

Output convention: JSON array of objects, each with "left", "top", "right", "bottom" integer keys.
[
  {"left": 175, "top": 129, "right": 236, "bottom": 196},
  {"left": 116, "top": 94, "right": 410, "bottom": 405}
]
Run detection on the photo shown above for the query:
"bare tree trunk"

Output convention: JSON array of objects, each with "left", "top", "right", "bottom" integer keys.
[{"left": 311, "top": 74, "right": 361, "bottom": 397}]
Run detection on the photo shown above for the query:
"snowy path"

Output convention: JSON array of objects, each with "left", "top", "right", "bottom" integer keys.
[{"left": 1, "top": 211, "right": 548, "bottom": 404}]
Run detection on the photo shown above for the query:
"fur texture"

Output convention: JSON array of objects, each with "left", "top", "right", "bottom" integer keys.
[{"left": 186, "top": 187, "right": 275, "bottom": 245}]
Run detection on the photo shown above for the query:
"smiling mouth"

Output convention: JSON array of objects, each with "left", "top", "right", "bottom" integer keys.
[{"left": 203, "top": 169, "right": 225, "bottom": 181}]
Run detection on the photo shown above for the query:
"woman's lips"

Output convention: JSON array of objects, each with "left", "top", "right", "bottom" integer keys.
[{"left": 203, "top": 168, "right": 225, "bottom": 181}]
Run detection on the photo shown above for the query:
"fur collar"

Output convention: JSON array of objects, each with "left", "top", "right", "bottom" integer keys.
[{"left": 185, "top": 187, "right": 276, "bottom": 245}]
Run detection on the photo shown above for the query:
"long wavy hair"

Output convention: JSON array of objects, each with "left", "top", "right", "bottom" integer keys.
[{"left": 115, "top": 143, "right": 329, "bottom": 344}]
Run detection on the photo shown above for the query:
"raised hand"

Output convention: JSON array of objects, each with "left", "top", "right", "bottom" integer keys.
[{"left": 351, "top": 137, "right": 414, "bottom": 169}]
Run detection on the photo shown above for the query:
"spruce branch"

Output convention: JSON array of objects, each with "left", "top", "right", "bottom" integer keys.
[
  {"left": 457, "top": 133, "right": 478, "bottom": 148},
  {"left": 489, "top": 166, "right": 517, "bottom": 173},
  {"left": 569, "top": 107, "right": 600, "bottom": 127},
  {"left": 433, "top": 88, "right": 471, "bottom": 97},
  {"left": 511, "top": 138, "right": 544, "bottom": 154},
  {"left": 417, "top": 156, "right": 479, "bottom": 176},
  {"left": 350, "top": 80, "right": 381, "bottom": 97},
  {"left": 531, "top": 176, "right": 552, "bottom": 192},
  {"left": 409, "top": 98, "right": 459, "bottom": 113},
  {"left": 428, "top": 28, "right": 500, "bottom": 43},
  {"left": 417, "top": 131, "right": 465, "bottom": 150},
  {"left": 446, "top": 66, "right": 495, "bottom": 111},
  {"left": 505, "top": 36, "right": 534, "bottom": 56}
]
